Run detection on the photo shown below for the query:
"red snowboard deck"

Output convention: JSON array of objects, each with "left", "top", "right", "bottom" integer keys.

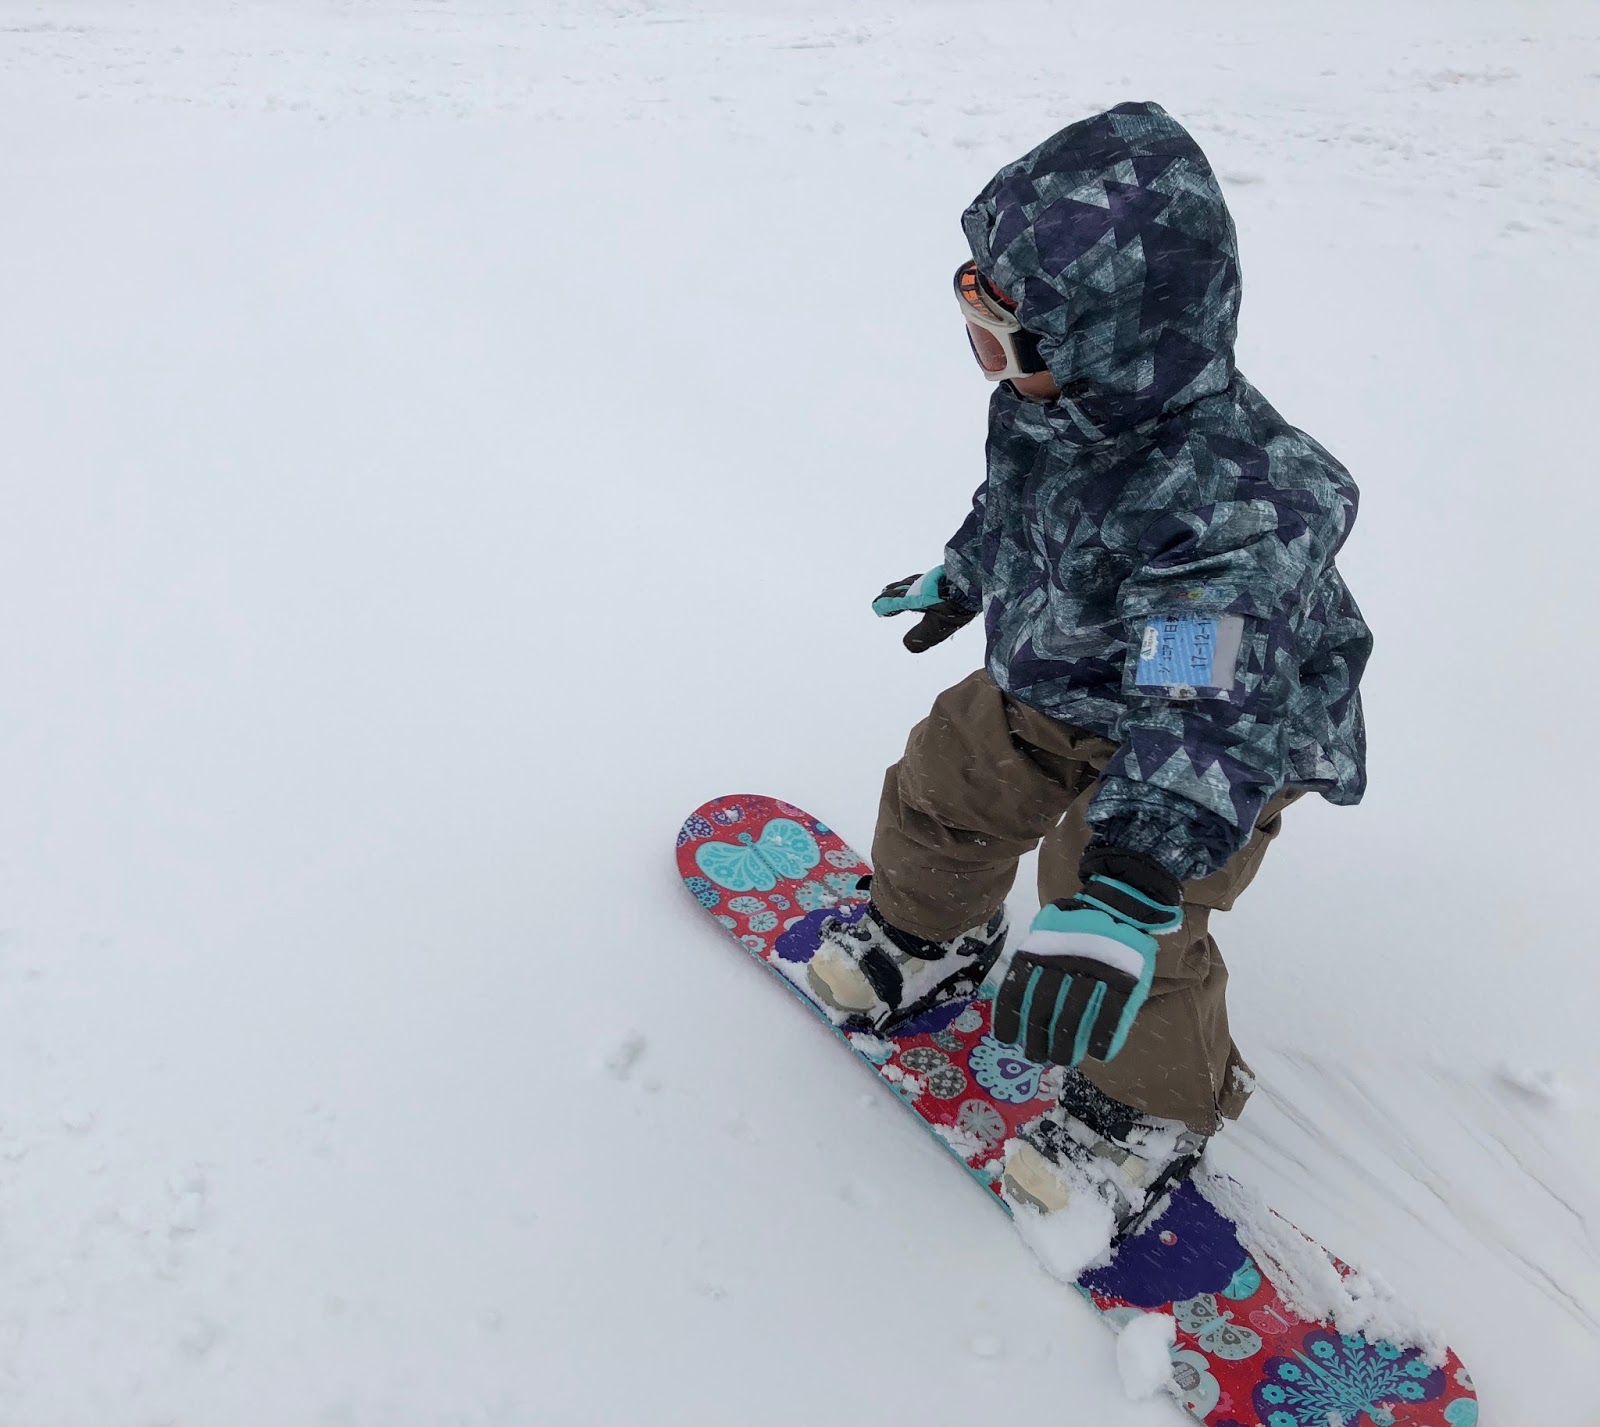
[{"left": 678, "top": 793, "right": 1478, "bottom": 1427}]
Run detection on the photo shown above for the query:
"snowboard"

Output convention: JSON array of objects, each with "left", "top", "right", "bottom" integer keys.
[{"left": 677, "top": 793, "right": 1479, "bottom": 1427}]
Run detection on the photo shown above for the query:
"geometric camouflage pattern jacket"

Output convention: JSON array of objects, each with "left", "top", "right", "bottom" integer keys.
[{"left": 945, "top": 101, "right": 1372, "bottom": 882}]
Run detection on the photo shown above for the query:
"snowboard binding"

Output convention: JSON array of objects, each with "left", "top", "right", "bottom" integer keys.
[
  {"left": 807, "top": 879, "right": 1008, "bottom": 1035},
  {"left": 1004, "top": 1077, "right": 1208, "bottom": 1244}
]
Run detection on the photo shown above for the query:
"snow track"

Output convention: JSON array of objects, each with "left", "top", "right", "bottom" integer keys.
[{"left": 1216, "top": 1048, "right": 1600, "bottom": 1388}]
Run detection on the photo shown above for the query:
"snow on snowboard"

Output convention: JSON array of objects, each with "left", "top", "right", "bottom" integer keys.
[{"left": 677, "top": 794, "right": 1479, "bottom": 1427}]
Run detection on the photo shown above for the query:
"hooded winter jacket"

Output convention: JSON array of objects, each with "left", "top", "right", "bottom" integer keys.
[{"left": 945, "top": 102, "right": 1371, "bottom": 882}]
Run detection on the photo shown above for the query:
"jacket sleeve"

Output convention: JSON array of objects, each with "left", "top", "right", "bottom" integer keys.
[
  {"left": 940, "top": 478, "right": 988, "bottom": 613},
  {"left": 1085, "top": 498, "right": 1325, "bottom": 882}
]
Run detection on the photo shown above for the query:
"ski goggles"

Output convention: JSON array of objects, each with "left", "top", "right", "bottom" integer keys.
[{"left": 954, "top": 260, "right": 1045, "bottom": 381}]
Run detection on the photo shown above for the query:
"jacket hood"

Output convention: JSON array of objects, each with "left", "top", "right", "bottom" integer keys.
[{"left": 962, "top": 102, "right": 1241, "bottom": 439}]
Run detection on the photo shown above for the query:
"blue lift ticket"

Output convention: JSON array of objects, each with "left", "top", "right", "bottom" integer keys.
[{"left": 1135, "top": 614, "right": 1245, "bottom": 697}]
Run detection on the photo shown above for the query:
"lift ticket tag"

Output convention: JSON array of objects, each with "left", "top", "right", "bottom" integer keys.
[{"left": 1135, "top": 614, "right": 1245, "bottom": 699}]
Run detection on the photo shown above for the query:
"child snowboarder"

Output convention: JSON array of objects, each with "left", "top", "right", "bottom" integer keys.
[{"left": 808, "top": 101, "right": 1371, "bottom": 1233}]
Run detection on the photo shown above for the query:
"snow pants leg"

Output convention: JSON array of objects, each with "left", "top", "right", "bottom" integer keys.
[{"left": 870, "top": 669, "right": 1296, "bottom": 1135}]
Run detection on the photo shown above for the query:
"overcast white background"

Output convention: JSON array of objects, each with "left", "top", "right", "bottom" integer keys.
[{"left": 0, "top": 2, "right": 1596, "bottom": 1422}]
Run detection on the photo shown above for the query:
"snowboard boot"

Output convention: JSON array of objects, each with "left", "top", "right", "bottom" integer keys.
[
  {"left": 807, "top": 882, "right": 1007, "bottom": 1033},
  {"left": 1003, "top": 1069, "right": 1207, "bottom": 1243}
]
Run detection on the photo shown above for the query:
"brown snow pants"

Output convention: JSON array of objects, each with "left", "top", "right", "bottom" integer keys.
[{"left": 872, "top": 670, "right": 1297, "bottom": 1135}]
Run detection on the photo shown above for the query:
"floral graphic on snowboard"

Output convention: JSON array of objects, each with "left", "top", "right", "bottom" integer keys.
[
  {"left": 968, "top": 1035, "right": 1043, "bottom": 1103},
  {"left": 1251, "top": 1329, "right": 1446, "bottom": 1426}
]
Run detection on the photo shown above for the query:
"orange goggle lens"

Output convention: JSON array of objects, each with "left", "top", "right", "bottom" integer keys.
[
  {"left": 964, "top": 321, "right": 1012, "bottom": 374},
  {"left": 954, "top": 261, "right": 1041, "bottom": 378}
]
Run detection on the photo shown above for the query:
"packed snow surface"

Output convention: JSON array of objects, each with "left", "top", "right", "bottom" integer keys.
[
  {"left": 1116, "top": 1311, "right": 1178, "bottom": 1402},
  {"left": 2, "top": 1, "right": 1598, "bottom": 1424},
  {"left": 1010, "top": 1195, "right": 1116, "bottom": 1286}
]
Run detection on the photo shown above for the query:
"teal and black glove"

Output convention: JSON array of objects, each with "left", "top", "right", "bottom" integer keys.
[
  {"left": 993, "top": 851, "right": 1183, "bottom": 1066},
  {"left": 873, "top": 565, "right": 978, "bottom": 653}
]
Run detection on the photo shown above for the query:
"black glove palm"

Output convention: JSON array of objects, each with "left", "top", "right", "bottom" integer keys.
[{"left": 872, "top": 566, "right": 978, "bottom": 653}]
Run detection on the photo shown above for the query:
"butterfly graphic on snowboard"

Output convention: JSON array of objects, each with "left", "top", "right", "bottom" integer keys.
[
  {"left": 694, "top": 817, "right": 821, "bottom": 891},
  {"left": 1174, "top": 1293, "right": 1263, "bottom": 1362}
]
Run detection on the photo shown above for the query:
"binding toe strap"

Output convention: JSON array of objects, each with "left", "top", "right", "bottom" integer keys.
[{"left": 857, "top": 946, "right": 904, "bottom": 1011}]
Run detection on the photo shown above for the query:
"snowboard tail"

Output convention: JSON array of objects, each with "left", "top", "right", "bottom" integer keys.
[{"left": 678, "top": 794, "right": 1479, "bottom": 1427}]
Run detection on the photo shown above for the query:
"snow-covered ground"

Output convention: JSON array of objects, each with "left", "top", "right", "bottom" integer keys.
[{"left": 1, "top": 1, "right": 1597, "bottom": 1422}]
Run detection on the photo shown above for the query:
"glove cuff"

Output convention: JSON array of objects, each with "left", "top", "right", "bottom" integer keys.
[
  {"left": 1070, "top": 847, "right": 1183, "bottom": 935},
  {"left": 1079, "top": 846, "right": 1181, "bottom": 907},
  {"left": 935, "top": 571, "right": 982, "bottom": 614}
]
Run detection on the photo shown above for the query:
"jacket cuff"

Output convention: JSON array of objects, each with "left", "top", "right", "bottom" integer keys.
[
  {"left": 936, "top": 564, "right": 982, "bottom": 613},
  {"left": 1085, "top": 781, "right": 1243, "bottom": 883}
]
